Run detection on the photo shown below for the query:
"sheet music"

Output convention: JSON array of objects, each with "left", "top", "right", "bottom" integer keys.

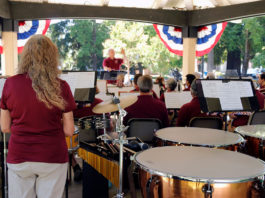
[
  {"left": 153, "top": 84, "right": 160, "bottom": 98},
  {"left": 219, "top": 83, "right": 243, "bottom": 110},
  {"left": 0, "top": 78, "right": 6, "bottom": 98},
  {"left": 201, "top": 80, "right": 222, "bottom": 98},
  {"left": 238, "top": 81, "right": 253, "bottom": 97},
  {"left": 107, "top": 86, "right": 134, "bottom": 96},
  {"left": 119, "top": 92, "right": 140, "bottom": 97},
  {"left": 200, "top": 80, "right": 254, "bottom": 111},
  {"left": 60, "top": 72, "right": 96, "bottom": 95},
  {"left": 165, "top": 92, "right": 192, "bottom": 109}
]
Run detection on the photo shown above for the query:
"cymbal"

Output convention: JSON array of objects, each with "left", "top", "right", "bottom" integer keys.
[{"left": 92, "top": 95, "right": 138, "bottom": 114}]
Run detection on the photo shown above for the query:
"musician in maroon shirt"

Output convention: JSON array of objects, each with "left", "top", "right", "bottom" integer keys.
[
  {"left": 124, "top": 75, "right": 169, "bottom": 127},
  {"left": 258, "top": 73, "right": 265, "bottom": 95},
  {"left": 160, "top": 78, "right": 177, "bottom": 102},
  {"left": 130, "top": 74, "right": 159, "bottom": 99},
  {"left": 177, "top": 80, "right": 206, "bottom": 126},
  {"left": 183, "top": 74, "right": 196, "bottom": 91},
  {"left": 0, "top": 35, "right": 76, "bottom": 198},
  {"left": 103, "top": 49, "right": 128, "bottom": 84}
]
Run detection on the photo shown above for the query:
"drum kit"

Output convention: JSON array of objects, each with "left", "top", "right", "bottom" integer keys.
[{"left": 65, "top": 94, "right": 265, "bottom": 198}]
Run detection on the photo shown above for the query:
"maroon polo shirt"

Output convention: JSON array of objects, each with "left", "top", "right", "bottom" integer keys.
[
  {"left": 73, "top": 98, "right": 103, "bottom": 119},
  {"left": 123, "top": 95, "right": 169, "bottom": 127},
  {"left": 129, "top": 87, "right": 159, "bottom": 100},
  {"left": 103, "top": 57, "right": 123, "bottom": 71},
  {"left": 176, "top": 96, "right": 206, "bottom": 127},
  {"left": 1, "top": 74, "right": 76, "bottom": 164}
]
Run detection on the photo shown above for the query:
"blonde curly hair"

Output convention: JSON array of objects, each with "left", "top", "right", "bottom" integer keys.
[{"left": 18, "top": 34, "right": 65, "bottom": 110}]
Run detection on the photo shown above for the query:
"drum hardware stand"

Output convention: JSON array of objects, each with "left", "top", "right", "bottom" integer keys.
[
  {"left": 202, "top": 183, "right": 213, "bottom": 198},
  {"left": 224, "top": 112, "right": 228, "bottom": 131},
  {"left": 259, "top": 140, "right": 264, "bottom": 160},
  {"left": 112, "top": 96, "right": 130, "bottom": 198}
]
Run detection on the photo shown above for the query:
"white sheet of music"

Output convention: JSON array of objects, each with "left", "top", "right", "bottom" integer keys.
[
  {"left": 60, "top": 72, "right": 96, "bottom": 95},
  {"left": 0, "top": 78, "right": 6, "bottom": 98},
  {"left": 119, "top": 92, "right": 140, "bottom": 97},
  {"left": 201, "top": 80, "right": 253, "bottom": 111},
  {"left": 201, "top": 80, "right": 222, "bottom": 98},
  {"left": 165, "top": 92, "right": 192, "bottom": 109},
  {"left": 153, "top": 84, "right": 160, "bottom": 97},
  {"left": 218, "top": 83, "right": 243, "bottom": 110},
  {"left": 107, "top": 86, "right": 134, "bottom": 96}
]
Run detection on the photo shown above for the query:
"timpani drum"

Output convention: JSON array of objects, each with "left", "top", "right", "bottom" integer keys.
[
  {"left": 135, "top": 146, "right": 265, "bottom": 198},
  {"left": 155, "top": 127, "right": 244, "bottom": 150},
  {"left": 235, "top": 125, "right": 265, "bottom": 159},
  {"left": 65, "top": 126, "right": 79, "bottom": 151}
]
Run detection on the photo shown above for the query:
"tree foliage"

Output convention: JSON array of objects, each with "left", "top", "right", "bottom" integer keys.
[
  {"left": 47, "top": 20, "right": 111, "bottom": 70},
  {"left": 214, "top": 16, "right": 265, "bottom": 73}
]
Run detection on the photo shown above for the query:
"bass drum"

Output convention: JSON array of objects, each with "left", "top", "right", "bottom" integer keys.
[
  {"left": 135, "top": 146, "right": 265, "bottom": 198},
  {"left": 155, "top": 127, "right": 244, "bottom": 151}
]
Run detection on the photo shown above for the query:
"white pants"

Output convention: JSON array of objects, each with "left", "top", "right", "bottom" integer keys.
[{"left": 8, "top": 162, "right": 68, "bottom": 198}]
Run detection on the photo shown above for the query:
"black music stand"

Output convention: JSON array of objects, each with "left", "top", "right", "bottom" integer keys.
[
  {"left": 195, "top": 79, "right": 259, "bottom": 130},
  {"left": 99, "top": 71, "right": 126, "bottom": 81}
]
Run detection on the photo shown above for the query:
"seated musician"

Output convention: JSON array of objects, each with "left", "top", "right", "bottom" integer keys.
[
  {"left": 124, "top": 75, "right": 169, "bottom": 127},
  {"left": 183, "top": 74, "right": 196, "bottom": 91},
  {"left": 177, "top": 80, "right": 206, "bottom": 126},
  {"left": 103, "top": 48, "right": 127, "bottom": 84},
  {"left": 160, "top": 78, "right": 177, "bottom": 102},
  {"left": 258, "top": 73, "right": 265, "bottom": 95},
  {"left": 130, "top": 74, "right": 159, "bottom": 99},
  {"left": 155, "top": 76, "right": 166, "bottom": 96}
]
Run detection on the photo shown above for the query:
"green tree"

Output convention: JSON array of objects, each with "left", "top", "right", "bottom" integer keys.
[
  {"left": 214, "top": 16, "right": 265, "bottom": 74},
  {"left": 47, "top": 19, "right": 111, "bottom": 71}
]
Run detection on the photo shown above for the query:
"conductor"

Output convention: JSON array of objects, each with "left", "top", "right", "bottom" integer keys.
[
  {"left": 103, "top": 49, "right": 128, "bottom": 84},
  {"left": 103, "top": 48, "right": 127, "bottom": 72}
]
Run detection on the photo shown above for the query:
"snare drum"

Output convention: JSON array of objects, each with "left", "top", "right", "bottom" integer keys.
[
  {"left": 236, "top": 125, "right": 265, "bottom": 159},
  {"left": 155, "top": 127, "right": 244, "bottom": 150},
  {"left": 65, "top": 126, "right": 79, "bottom": 151},
  {"left": 135, "top": 146, "right": 265, "bottom": 198}
]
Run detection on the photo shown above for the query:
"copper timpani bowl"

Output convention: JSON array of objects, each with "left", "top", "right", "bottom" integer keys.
[
  {"left": 134, "top": 146, "right": 265, "bottom": 198},
  {"left": 236, "top": 125, "right": 265, "bottom": 159}
]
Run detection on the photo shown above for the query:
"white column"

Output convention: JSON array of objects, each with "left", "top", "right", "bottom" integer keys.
[
  {"left": 1, "top": 31, "right": 18, "bottom": 76},
  {"left": 182, "top": 37, "right": 196, "bottom": 78}
]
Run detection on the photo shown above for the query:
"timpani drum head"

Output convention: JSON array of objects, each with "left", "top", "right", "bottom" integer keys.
[
  {"left": 135, "top": 146, "right": 265, "bottom": 183},
  {"left": 236, "top": 125, "right": 265, "bottom": 139},
  {"left": 155, "top": 127, "right": 244, "bottom": 147}
]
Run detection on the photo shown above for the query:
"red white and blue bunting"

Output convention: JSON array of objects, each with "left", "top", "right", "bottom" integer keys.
[
  {"left": 153, "top": 22, "right": 227, "bottom": 57},
  {"left": 0, "top": 20, "right": 50, "bottom": 54}
]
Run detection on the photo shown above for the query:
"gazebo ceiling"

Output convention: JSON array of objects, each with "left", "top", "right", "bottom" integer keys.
[{"left": 0, "top": 0, "right": 265, "bottom": 26}]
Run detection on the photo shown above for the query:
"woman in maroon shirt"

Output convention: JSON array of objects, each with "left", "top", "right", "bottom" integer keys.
[{"left": 1, "top": 35, "right": 76, "bottom": 198}]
